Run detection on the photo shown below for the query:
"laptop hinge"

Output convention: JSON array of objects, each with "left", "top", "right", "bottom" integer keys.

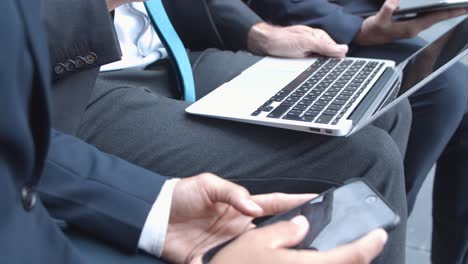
[{"left": 348, "top": 67, "right": 395, "bottom": 124}]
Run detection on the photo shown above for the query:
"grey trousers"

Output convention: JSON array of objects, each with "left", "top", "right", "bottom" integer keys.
[{"left": 76, "top": 49, "right": 411, "bottom": 264}]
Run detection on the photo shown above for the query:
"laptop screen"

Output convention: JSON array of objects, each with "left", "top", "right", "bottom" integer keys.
[
  {"left": 397, "top": 18, "right": 468, "bottom": 98},
  {"left": 351, "top": 18, "right": 468, "bottom": 135}
]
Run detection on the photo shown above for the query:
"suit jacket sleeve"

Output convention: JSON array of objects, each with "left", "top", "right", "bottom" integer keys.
[
  {"left": 44, "top": 0, "right": 121, "bottom": 81},
  {"left": 166, "top": 0, "right": 263, "bottom": 51},
  {"left": 38, "top": 130, "right": 168, "bottom": 252},
  {"left": 44, "top": 0, "right": 122, "bottom": 134},
  {"left": 249, "top": 0, "right": 364, "bottom": 44},
  {"left": 204, "top": 0, "right": 263, "bottom": 50}
]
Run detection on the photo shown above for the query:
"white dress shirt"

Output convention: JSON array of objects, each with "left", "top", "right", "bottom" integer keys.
[
  {"left": 102, "top": 3, "right": 177, "bottom": 258},
  {"left": 101, "top": 2, "right": 168, "bottom": 72},
  {"left": 138, "top": 178, "right": 180, "bottom": 257}
]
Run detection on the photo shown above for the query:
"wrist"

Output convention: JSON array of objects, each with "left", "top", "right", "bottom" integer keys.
[
  {"left": 353, "top": 19, "right": 376, "bottom": 46},
  {"left": 105, "top": 0, "right": 120, "bottom": 11},
  {"left": 247, "top": 22, "right": 277, "bottom": 56},
  {"left": 138, "top": 178, "right": 180, "bottom": 258},
  {"left": 352, "top": 28, "right": 366, "bottom": 45}
]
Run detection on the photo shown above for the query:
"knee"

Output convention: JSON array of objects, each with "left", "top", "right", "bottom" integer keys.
[
  {"left": 440, "top": 64, "right": 468, "bottom": 105},
  {"left": 394, "top": 99, "right": 413, "bottom": 133},
  {"left": 394, "top": 99, "right": 412, "bottom": 154},
  {"left": 366, "top": 128, "right": 404, "bottom": 177},
  {"left": 413, "top": 63, "right": 468, "bottom": 117},
  {"left": 372, "top": 98, "right": 412, "bottom": 155},
  {"left": 348, "top": 127, "right": 406, "bottom": 200}
]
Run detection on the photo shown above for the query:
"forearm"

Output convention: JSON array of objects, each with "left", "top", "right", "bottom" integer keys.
[
  {"left": 205, "top": 0, "right": 263, "bottom": 50},
  {"left": 38, "top": 130, "right": 167, "bottom": 252},
  {"left": 248, "top": 0, "right": 364, "bottom": 45}
]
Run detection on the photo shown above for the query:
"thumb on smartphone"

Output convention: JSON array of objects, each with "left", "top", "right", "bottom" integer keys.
[{"left": 317, "top": 229, "right": 388, "bottom": 264}]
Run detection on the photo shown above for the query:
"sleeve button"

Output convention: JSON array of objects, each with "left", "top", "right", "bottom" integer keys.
[
  {"left": 64, "top": 60, "right": 77, "bottom": 71},
  {"left": 74, "top": 56, "right": 86, "bottom": 68},
  {"left": 84, "top": 52, "right": 98, "bottom": 64},
  {"left": 53, "top": 63, "right": 66, "bottom": 75},
  {"left": 21, "top": 186, "right": 37, "bottom": 211}
]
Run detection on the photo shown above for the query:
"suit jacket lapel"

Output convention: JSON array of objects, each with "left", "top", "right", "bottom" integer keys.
[
  {"left": 16, "top": 0, "right": 51, "bottom": 96},
  {"left": 15, "top": 0, "right": 52, "bottom": 179}
]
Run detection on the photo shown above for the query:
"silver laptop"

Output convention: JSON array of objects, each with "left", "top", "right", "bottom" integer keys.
[{"left": 186, "top": 18, "right": 468, "bottom": 137}]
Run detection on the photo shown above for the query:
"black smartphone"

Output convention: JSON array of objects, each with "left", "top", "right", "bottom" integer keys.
[{"left": 202, "top": 179, "right": 400, "bottom": 263}]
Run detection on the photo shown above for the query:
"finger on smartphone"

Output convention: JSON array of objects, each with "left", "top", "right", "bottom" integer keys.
[
  {"left": 200, "top": 173, "right": 264, "bottom": 216},
  {"left": 252, "top": 193, "right": 318, "bottom": 216},
  {"left": 247, "top": 215, "right": 310, "bottom": 248}
]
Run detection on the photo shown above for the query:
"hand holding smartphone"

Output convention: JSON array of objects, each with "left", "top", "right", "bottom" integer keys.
[
  {"left": 202, "top": 179, "right": 400, "bottom": 262},
  {"left": 355, "top": 0, "right": 468, "bottom": 19}
]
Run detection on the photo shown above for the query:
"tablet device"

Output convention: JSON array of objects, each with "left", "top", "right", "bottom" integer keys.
[{"left": 354, "top": 0, "right": 468, "bottom": 18}]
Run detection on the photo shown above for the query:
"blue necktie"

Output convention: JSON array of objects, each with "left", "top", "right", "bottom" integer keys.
[{"left": 144, "top": 0, "right": 196, "bottom": 102}]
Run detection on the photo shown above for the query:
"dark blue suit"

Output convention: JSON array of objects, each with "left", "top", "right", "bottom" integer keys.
[
  {"left": 0, "top": 0, "right": 168, "bottom": 262},
  {"left": 247, "top": 0, "right": 468, "bottom": 263},
  {"left": 248, "top": 0, "right": 381, "bottom": 44}
]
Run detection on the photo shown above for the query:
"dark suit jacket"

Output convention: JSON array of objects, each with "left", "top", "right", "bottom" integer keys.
[
  {"left": 247, "top": 0, "right": 383, "bottom": 44},
  {"left": 0, "top": 0, "right": 167, "bottom": 262},
  {"left": 164, "top": 0, "right": 263, "bottom": 51},
  {"left": 48, "top": 0, "right": 264, "bottom": 135}
]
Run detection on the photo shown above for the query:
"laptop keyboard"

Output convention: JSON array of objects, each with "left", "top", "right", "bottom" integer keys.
[{"left": 251, "top": 58, "right": 384, "bottom": 125}]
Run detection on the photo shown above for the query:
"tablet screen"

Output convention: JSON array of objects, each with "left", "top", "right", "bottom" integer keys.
[{"left": 354, "top": 0, "right": 468, "bottom": 17}]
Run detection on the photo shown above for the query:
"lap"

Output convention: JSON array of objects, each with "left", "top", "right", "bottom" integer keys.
[
  {"left": 78, "top": 48, "right": 410, "bottom": 264},
  {"left": 78, "top": 49, "right": 409, "bottom": 190},
  {"left": 190, "top": 49, "right": 261, "bottom": 98},
  {"left": 79, "top": 87, "right": 397, "bottom": 182}
]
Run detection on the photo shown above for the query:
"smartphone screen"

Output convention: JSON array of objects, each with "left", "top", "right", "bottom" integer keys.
[{"left": 257, "top": 179, "right": 400, "bottom": 251}]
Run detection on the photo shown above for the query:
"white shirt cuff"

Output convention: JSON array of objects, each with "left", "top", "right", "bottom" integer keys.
[{"left": 137, "top": 178, "right": 180, "bottom": 257}]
